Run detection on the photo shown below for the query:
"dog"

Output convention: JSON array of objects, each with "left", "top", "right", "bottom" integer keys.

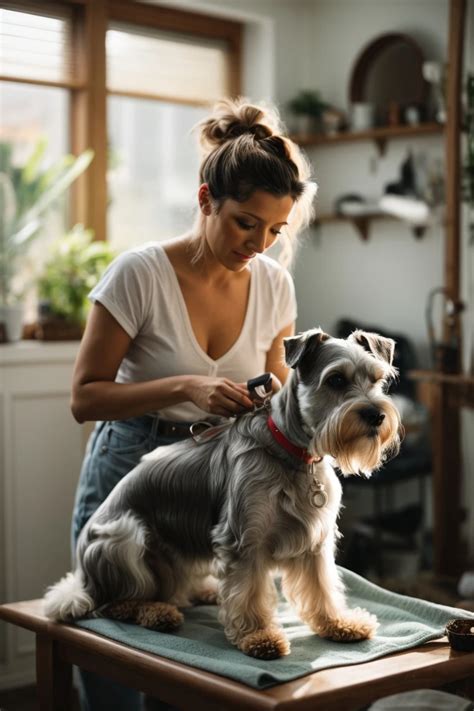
[{"left": 44, "top": 327, "right": 401, "bottom": 660}]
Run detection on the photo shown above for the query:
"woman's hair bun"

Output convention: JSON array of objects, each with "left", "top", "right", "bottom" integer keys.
[{"left": 197, "top": 97, "right": 282, "bottom": 153}]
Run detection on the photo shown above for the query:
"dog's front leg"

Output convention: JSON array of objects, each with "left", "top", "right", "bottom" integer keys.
[
  {"left": 218, "top": 556, "right": 290, "bottom": 660},
  {"left": 282, "top": 541, "right": 378, "bottom": 642}
]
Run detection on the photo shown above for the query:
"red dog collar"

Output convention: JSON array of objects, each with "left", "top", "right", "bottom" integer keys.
[{"left": 267, "top": 416, "right": 321, "bottom": 464}]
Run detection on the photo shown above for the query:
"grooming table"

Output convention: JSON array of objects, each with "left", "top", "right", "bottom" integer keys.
[{"left": 0, "top": 599, "right": 473, "bottom": 711}]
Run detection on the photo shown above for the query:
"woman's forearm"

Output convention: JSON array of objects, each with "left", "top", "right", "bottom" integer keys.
[{"left": 71, "top": 376, "right": 197, "bottom": 423}]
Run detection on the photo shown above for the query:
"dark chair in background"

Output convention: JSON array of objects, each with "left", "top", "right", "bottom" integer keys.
[{"left": 335, "top": 319, "right": 432, "bottom": 578}]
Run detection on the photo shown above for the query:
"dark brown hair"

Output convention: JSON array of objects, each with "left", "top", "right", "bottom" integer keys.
[{"left": 193, "top": 98, "right": 317, "bottom": 265}]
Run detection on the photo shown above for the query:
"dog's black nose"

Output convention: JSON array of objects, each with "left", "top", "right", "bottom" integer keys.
[{"left": 359, "top": 406, "right": 385, "bottom": 428}]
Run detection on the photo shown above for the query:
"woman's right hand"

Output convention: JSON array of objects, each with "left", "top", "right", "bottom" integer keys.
[{"left": 185, "top": 376, "right": 254, "bottom": 418}]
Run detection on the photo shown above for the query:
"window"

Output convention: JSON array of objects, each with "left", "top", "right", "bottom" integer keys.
[
  {"left": 106, "top": 20, "right": 239, "bottom": 250},
  {"left": 107, "top": 23, "right": 230, "bottom": 103},
  {"left": 0, "top": 0, "right": 242, "bottom": 253},
  {"left": 108, "top": 98, "right": 207, "bottom": 251},
  {"left": 0, "top": 6, "right": 73, "bottom": 83},
  {"left": 0, "top": 5, "right": 73, "bottom": 312},
  {"left": 0, "top": 81, "right": 70, "bottom": 297}
]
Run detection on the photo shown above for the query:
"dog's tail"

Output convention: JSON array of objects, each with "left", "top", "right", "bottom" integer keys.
[{"left": 43, "top": 569, "right": 95, "bottom": 622}]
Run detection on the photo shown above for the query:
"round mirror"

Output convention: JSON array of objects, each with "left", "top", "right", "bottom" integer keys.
[{"left": 349, "top": 33, "right": 428, "bottom": 126}]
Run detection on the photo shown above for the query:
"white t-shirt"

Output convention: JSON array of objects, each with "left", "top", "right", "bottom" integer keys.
[{"left": 89, "top": 242, "right": 297, "bottom": 421}]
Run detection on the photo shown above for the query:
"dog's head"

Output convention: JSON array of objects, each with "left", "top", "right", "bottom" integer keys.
[{"left": 283, "top": 327, "right": 402, "bottom": 475}]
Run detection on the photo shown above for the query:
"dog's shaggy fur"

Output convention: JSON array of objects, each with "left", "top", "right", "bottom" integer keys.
[{"left": 44, "top": 328, "right": 401, "bottom": 659}]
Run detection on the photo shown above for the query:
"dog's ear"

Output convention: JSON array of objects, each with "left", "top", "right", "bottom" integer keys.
[
  {"left": 350, "top": 329, "right": 395, "bottom": 365},
  {"left": 284, "top": 327, "right": 330, "bottom": 369}
]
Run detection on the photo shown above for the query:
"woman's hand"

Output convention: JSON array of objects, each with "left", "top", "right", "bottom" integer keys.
[{"left": 185, "top": 376, "right": 254, "bottom": 418}]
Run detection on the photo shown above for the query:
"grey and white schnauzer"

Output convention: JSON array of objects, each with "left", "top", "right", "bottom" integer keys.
[{"left": 44, "top": 328, "right": 401, "bottom": 660}]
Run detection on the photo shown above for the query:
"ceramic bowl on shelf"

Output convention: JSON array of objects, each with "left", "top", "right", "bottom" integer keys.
[{"left": 445, "top": 618, "right": 474, "bottom": 651}]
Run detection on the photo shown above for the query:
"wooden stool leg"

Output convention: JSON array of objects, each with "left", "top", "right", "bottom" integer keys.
[{"left": 36, "top": 634, "right": 72, "bottom": 711}]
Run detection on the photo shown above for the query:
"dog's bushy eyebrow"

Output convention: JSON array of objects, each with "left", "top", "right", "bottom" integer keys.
[
  {"left": 366, "top": 365, "right": 387, "bottom": 382},
  {"left": 318, "top": 360, "right": 354, "bottom": 388},
  {"left": 352, "top": 346, "right": 398, "bottom": 381},
  {"left": 316, "top": 352, "right": 396, "bottom": 390}
]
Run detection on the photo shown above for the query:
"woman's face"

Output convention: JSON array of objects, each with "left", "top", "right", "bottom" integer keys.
[{"left": 199, "top": 186, "right": 294, "bottom": 271}]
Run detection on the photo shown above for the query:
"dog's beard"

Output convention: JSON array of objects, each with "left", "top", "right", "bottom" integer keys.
[{"left": 314, "top": 398, "right": 402, "bottom": 475}]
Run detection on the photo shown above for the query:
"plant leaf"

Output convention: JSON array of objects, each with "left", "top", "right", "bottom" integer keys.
[
  {"left": 21, "top": 137, "right": 47, "bottom": 184},
  {"left": 7, "top": 219, "right": 41, "bottom": 251},
  {"left": 16, "top": 149, "right": 94, "bottom": 229}
]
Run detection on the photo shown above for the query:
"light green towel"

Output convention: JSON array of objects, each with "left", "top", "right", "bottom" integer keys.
[{"left": 76, "top": 567, "right": 474, "bottom": 689}]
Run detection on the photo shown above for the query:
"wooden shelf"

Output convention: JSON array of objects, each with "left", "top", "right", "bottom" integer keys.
[
  {"left": 315, "top": 212, "right": 386, "bottom": 223},
  {"left": 408, "top": 369, "right": 474, "bottom": 409},
  {"left": 292, "top": 122, "right": 444, "bottom": 155},
  {"left": 313, "top": 212, "right": 426, "bottom": 240}
]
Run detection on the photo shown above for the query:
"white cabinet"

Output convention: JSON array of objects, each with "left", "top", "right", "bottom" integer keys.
[{"left": 0, "top": 342, "right": 85, "bottom": 690}]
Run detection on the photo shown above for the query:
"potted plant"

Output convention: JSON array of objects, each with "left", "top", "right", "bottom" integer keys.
[
  {"left": 0, "top": 139, "right": 94, "bottom": 342},
  {"left": 36, "top": 224, "right": 115, "bottom": 340},
  {"left": 287, "top": 90, "right": 330, "bottom": 135}
]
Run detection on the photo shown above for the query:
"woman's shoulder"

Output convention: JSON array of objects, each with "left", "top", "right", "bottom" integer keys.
[
  {"left": 252, "top": 254, "right": 296, "bottom": 316},
  {"left": 111, "top": 241, "right": 169, "bottom": 277},
  {"left": 251, "top": 254, "right": 296, "bottom": 332},
  {"left": 253, "top": 253, "right": 293, "bottom": 283},
  {"left": 123, "top": 240, "right": 165, "bottom": 263}
]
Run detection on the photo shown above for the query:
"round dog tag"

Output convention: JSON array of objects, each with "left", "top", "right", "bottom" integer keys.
[
  {"left": 311, "top": 489, "right": 328, "bottom": 508},
  {"left": 309, "top": 479, "right": 328, "bottom": 508}
]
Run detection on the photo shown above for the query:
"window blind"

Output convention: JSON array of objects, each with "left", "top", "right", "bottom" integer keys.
[
  {"left": 0, "top": 5, "right": 73, "bottom": 84},
  {"left": 107, "top": 22, "right": 230, "bottom": 105}
]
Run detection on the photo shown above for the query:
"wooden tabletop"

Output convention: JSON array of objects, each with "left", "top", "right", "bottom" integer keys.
[{"left": 1, "top": 600, "right": 473, "bottom": 711}]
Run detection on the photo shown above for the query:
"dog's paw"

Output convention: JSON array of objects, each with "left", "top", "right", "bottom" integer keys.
[
  {"left": 136, "top": 602, "right": 184, "bottom": 632},
  {"left": 316, "top": 607, "right": 378, "bottom": 642},
  {"left": 237, "top": 627, "right": 291, "bottom": 660},
  {"left": 104, "top": 600, "right": 183, "bottom": 632},
  {"left": 105, "top": 600, "right": 141, "bottom": 621}
]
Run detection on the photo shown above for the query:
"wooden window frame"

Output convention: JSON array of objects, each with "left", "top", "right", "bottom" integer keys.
[{"left": 1, "top": 0, "right": 243, "bottom": 241}]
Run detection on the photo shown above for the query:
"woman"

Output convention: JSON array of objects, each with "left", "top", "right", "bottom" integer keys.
[{"left": 70, "top": 97, "right": 316, "bottom": 711}]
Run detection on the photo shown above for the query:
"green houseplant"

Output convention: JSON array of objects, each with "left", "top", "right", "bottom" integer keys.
[
  {"left": 36, "top": 224, "right": 115, "bottom": 339},
  {"left": 287, "top": 90, "right": 330, "bottom": 135},
  {"left": 0, "top": 139, "right": 94, "bottom": 341}
]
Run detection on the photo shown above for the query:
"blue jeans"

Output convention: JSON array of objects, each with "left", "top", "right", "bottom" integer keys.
[{"left": 71, "top": 416, "right": 190, "bottom": 711}]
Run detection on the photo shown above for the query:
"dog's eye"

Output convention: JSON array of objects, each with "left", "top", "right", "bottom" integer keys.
[{"left": 326, "top": 373, "right": 348, "bottom": 389}]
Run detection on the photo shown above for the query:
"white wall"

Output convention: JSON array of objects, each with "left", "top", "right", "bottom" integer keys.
[{"left": 294, "top": 0, "right": 448, "bottom": 365}]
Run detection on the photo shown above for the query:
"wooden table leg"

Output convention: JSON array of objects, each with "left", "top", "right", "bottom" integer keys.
[{"left": 36, "top": 634, "right": 73, "bottom": 711}]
